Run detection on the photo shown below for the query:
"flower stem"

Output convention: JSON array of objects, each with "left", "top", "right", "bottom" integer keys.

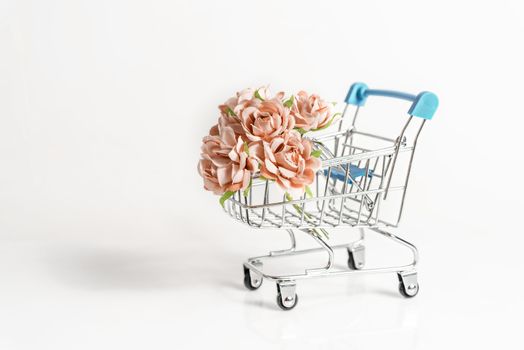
[{"left": 285, "top": 192, "right": 329, "bottom": 239}]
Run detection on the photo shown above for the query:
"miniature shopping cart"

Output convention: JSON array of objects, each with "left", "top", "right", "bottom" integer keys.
[{"left": 223, "top": 82, "right": 438, "bottom": 310}]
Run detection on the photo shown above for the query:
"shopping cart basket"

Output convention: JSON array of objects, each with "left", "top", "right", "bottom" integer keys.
[{"left": 223, "top": 82, "right": 438, "bottom": 310}]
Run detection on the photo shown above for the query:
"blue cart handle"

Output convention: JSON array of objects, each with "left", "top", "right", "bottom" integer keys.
[{"left": 345, "top": 82, "right": 438, "bottom": 120}]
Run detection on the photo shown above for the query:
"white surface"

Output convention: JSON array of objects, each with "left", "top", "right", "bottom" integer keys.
[{"left": 1, "top": 0, "right": 523, "bottom": 349}]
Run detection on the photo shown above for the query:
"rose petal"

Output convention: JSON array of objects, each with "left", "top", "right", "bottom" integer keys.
[
  {"left": 264, "top": 158, "right": 278, "bottom": 174},
  {"left": 242, "top": 171, "right": 251, "bottom": 190},
  {"left": 278, "top": 166, "right": 296, "bottom": 179},
  {"left": 217, "top": 166, "right": 231, "bottom": 187},
  {"left": 260, "top": 165, "right": 276, "bottom": 180},
  {"left": 264, "top": 142, "right": 277, "bottom": 163},
  {"left": 232, "top": 165, "right": 244, "bottom": 184},
  {"left": 270, "top": 137, "right": 285, "bottom": 153},
  {"left": 276, "top": 176, "right": 291, "bottom": 189}
]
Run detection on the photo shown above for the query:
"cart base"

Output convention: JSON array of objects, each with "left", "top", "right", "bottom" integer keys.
[{"left": 242, "top": 227, "right": 419, "bottom": 310}]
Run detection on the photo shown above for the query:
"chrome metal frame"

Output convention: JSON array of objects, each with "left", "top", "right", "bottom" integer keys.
[
  {"left": 229, "top": 102, "right": 427, "bottom": 309},
  {"left": 243, "top": 227, "right": 418, "bottom": 281}
]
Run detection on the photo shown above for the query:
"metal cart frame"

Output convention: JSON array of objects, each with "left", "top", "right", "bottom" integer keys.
[{"left": 225, "top": 82, "right": 438, "bottom": 310}]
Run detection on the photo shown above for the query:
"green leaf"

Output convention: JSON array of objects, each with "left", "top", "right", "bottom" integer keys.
[
  {"left": 243, "top": 142, "right": 249, "bottom": 155},
  {"left": 311, "top": 113, "right": 341, "bottom": 132},
  {"left": 283, "top": 95, "right": 294, "bottom": 108},
  {"left": 320, "top": 228, "right": 329, "bottom": 239},
  {"left": 286, "top": 191, "right": 314, "bottom": 221},
  {"left": 294, "top": 127, "right": 308, "bottom": 135},
  {"left": 305, "top": 185, "right": 313, "bottom": 198},
  {"left": 243, "top": 179, "right": 252, "bottom": 197},
  {"left": 219, "top": 191, "right": 235, "bottom": 208},
  {"left": 254, "top": 89, "right": 264, "bottom": 101},
  {"left": 311, "top": 149, "right": 322, "bottom": 158},
  {"left": 226, "top": 106, "right": 236, "bottom": 116}
]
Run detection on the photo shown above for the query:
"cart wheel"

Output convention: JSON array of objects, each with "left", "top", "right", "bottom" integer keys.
[
  {"left": 399, "top": 281, "right": 419, "bottom": 297},
  {"left": 276, "top": 293, "right": 298, "bottom": 310},
  {"left": 347, "top": 246, "right": 365, "bottom": 270},
  {"left": 276, "top": 281, "right": 298, "bottom": 310},
  {"left": 243, "top": 266, "right": 262, "bottom": 290},
  {"left": 398, "top": 279, "right": 419, "bottom": 298},
  {"left": 347, "top": 253, "right": 357, "bottom": 270}
]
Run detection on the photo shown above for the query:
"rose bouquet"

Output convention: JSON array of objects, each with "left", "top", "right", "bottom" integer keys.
[{"left": 198, "top": 86, "right": 339, "bottom": 208}]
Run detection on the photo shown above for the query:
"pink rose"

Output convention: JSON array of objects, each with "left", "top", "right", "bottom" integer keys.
[
  {"left": 240, "top": 98, "right": 295, "bottom": 142},
  {"left": 198, "top": 123, "right": 261, "bottom": 195},
  {"left": 218, "top": 88, "right": 256, "bottom": 117},
  {"left": 217, "top": 88, "right": 263, "bottom": 138},
  {"left": 260, "top": 130, "right": 321, "bottom": 191},
  {"left": 292, "top": 91, "right": 334, "bottom": 131}
]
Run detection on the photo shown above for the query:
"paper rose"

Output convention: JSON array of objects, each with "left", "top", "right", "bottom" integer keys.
[
  {"left": 198, "top": 122, "right": 260, "bottom": 195},
  {"left": 216, "top": 89, "right": 255, "bottom": 138},
  {"left": 292, "top": 91, "right": 335, "bottom": 131},
  {"left": 240, "top": 97, "right": 295, "bottom": 142},
  {"left": 260, "top": 130, "right": 321, "bottom": 192}
]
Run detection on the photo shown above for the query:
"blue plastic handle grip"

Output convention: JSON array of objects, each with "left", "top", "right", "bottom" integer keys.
[{"left": 344, "top": 82, "right": 438, "bottom": 120}]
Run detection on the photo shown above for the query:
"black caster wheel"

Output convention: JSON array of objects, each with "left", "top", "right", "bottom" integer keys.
[
  {"left": 276, "top": 282, "right": 298, "bottom": 310},
  {"left": 276, "top": 293, "right": 298, "bottom": 311},
  {"left": 347, "top": 251, "right": 357, "bottom": 270},
  {"left": 243, "top": 265, "right": 262, "bottom": 290},
  {"left": 398, "top": 281, "right": 419, "bottom": 298},
  {"left": 347, "top": 246, "right": 365, "bottom": 270}
]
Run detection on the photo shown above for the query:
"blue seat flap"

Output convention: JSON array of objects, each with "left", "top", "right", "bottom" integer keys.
[{"left": 323, "top": 164, "right": 373, "bottom": 184}]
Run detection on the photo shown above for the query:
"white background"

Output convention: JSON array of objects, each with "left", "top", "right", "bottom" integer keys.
[{"left": 1, "top": 0, "right": 523, "bottom": 349}]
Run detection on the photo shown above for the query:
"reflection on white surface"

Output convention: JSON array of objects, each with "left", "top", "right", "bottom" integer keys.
[
  {"left": 242, "top": 280, "right": 419, "bottom": 348},
  {"left": 0, "top": 225, "right": 522, "bottom": 349}
]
